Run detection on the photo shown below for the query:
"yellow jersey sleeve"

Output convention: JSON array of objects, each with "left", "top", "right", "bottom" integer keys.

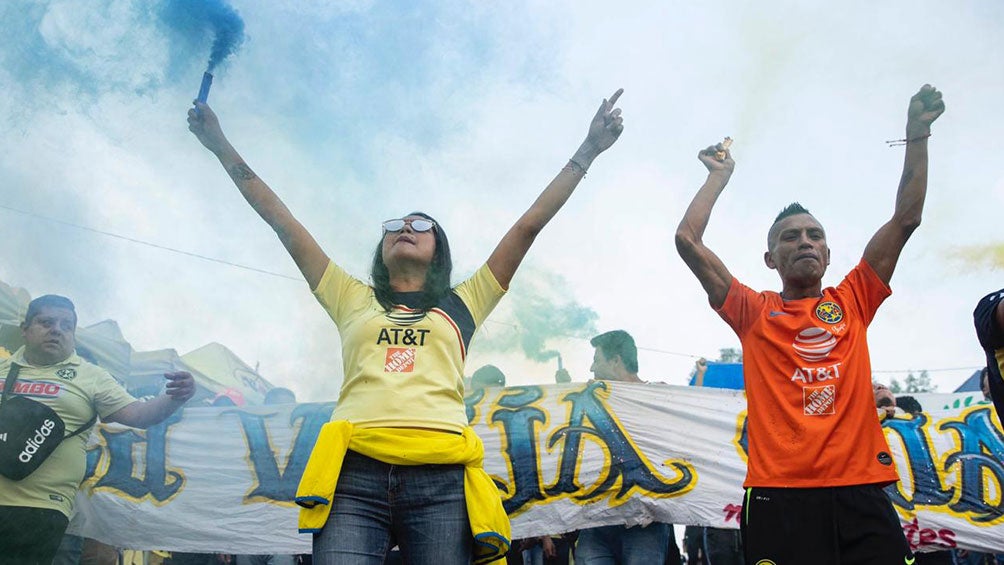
[
  {"left": 89, "top": 369, "right": 138, "bottom": 419},
  {"left": 452, "top": 263, "right": 506, "bottom": 327},
  {"left": 312, "top": 260, "right": 376, "bottom": 327}
]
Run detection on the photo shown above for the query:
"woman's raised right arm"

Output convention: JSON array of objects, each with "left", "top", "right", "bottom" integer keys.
[{"left": 188, "top": 102, "right": 330, "bottom": 289}]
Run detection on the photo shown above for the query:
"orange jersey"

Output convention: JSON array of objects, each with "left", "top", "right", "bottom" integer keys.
[{"left": 717, "top": 259, "right": 899, "bottom": 488}]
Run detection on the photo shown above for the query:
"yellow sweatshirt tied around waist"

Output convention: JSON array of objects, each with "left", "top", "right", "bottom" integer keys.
[{"left": 295, "top": 421, "right": 511, "bottom": 564}]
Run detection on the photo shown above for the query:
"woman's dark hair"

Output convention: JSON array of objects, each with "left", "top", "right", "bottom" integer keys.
[{"left": 371, "top": 211, "right": 453, "bottom": 312}]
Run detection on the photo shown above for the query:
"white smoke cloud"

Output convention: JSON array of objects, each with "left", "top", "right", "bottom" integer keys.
[{"left": 1, "top": 0, "right": 1002, "bottom": 399}]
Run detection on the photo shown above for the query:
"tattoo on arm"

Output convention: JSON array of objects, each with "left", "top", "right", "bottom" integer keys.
[{"left": 228, "top": 162, "right": 257, "bottom": 182}]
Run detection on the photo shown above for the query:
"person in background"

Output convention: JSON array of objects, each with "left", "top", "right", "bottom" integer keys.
[
  {"left": 0, "top": 295, "right": 195, "bottom": 564},
  {"left": 894, "top": 395, "right": 923, "bottom": 416},
  {"left": 877, "top": 394, "right": 953, "bottom": 564},
  {"left": 575, "top": 330, "right": 681, "bottom": 565},
  {"left": 686, "top": 359, "right": 744, "bottom": 565},
  {"left": 873, "top": 381, "right": 898, "bottom": 420},
  {"left": 235, "top": 389, "right": 300, "bottom": 565},
  {"left": 974, "top": 290, "right": 1004, "bottom": 422},
  {"left": 470, "top": 364, "right": 507, "bottom": 390}
]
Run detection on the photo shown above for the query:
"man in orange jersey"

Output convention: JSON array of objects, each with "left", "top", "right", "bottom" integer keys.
[{"left": 676, "top": 85, "right": 944, "bottom": 563}]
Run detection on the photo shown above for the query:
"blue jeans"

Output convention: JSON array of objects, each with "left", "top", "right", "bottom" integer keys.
[
  {"left": 575, "top": 523, "right": 671, "bottom": 565},
  {"left": 312, "top": 450, "right": 472, "bottom": 565},
  {"left": 523, "top": 545, "right": 543, "bottom": 565}
]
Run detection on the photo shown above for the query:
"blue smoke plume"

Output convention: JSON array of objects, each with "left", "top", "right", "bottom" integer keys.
[
  {"left": 158, "top": 0, "right": 246, "bottom": 72},
  {"left": 0, "top": 1, "right": 246, "bottom": 112}
]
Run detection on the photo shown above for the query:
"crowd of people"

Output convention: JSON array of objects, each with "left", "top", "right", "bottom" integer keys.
[{"left": 1, "top": 82, "right": 1002, "bottom": 565}]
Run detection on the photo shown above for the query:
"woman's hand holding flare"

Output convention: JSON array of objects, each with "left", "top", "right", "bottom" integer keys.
[{"left": 188, "top": 101, "right": 231, "bottom": 155}]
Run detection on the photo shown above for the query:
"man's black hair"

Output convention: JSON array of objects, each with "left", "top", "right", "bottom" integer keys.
[
  {"left": 24, "top": 295, "right": 77, "bottom": 327},
  {"left": 767, "top": 202, "right": 820, "bottom": 249},
  {"left": 896, "top": 395, "right": 924, "bottom": 415},
  {"left": 774, "top": 202, "right": 812, "bottom": 223},
  {"left": 590, "top": 330, "right": 639, "bottom": 373}
]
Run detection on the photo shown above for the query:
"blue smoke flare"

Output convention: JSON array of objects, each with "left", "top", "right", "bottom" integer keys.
[
  {"left": 204, "top": 1, "right": 244, "bottom": 72},
  {"left": 196, "top": 71, "right": 213, "bottom": 104},
  {"left": 158, "top": 0, "right": 246, "bottom": 73}
]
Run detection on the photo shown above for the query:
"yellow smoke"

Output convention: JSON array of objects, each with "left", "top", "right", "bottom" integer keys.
[
  {"left": 735, "top": 9, "right": 805, "bottom": 142},
  {"left": 950, "top": 244, "right": 1004, "bottom": 270}
]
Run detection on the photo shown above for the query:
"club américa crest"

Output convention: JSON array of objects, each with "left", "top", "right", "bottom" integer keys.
[{"left": 815, "top": 301, "right": 843, "bottom": 324}]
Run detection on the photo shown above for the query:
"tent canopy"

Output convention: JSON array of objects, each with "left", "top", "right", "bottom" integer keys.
[
  {"left": 0, "top": 279, "right": 275, "bottom": 405},
  {"left": 689, "top": 362, "right": 745, "bottom": 390}
]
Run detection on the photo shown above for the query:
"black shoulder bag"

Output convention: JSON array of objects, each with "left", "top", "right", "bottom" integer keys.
[{"left": 0, "top": 363, "right": 96, "bottom": 480}]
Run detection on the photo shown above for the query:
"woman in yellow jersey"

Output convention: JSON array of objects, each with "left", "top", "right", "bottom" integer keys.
[{"left": 187, "top": 90, "right": 624, "bottom": 564}]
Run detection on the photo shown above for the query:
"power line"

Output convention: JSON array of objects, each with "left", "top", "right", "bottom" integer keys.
[
  {"left": 0, "top": 203, "right": 301, "bottom": 281},
  {"left": 872, "top": 366, "right": 981, "bottom": 374},
  {"left": 484, "top": 319, "right": 980, "bottom": 371},
  {"left": 636, "top": 346, "right": 703, "bottom": 359},
  {"left": 481, "top": 320, "right": 706, "bottom": 359},
  {"left": 0, "top": 203, "right": 980, "bottom": 376}
]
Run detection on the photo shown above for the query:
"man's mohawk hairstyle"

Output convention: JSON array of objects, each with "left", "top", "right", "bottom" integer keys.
[{"left": 774, "top": 202, "right": 812, "bottom": 223}]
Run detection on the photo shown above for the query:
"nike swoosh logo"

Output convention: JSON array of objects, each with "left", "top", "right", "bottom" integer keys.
[
  {"left": 905, "top": 557, "right": 915, "bottom": 565},
  {"left": 769, "top": 311, "right": 792, "bottom": 317}
]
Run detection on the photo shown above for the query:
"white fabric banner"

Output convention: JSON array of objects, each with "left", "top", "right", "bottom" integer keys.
[{"left": 69, "top": 383, "right": 1004, "bottom": 555}]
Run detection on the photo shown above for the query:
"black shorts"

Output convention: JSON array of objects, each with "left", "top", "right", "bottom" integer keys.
[
  {"left": 740, "top": 484, "right": 913, "bottom": 565},
  {"left": 0, "top": 505, "right": 69, "bottom": 565}
]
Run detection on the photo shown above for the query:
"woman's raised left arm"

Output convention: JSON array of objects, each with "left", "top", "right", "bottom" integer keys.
[{"left": 487, "top": 89, "right": 625, "bottom": 288}]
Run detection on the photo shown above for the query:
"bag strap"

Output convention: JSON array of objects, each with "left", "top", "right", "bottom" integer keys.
[
  {"left": 1, "top": 363, "right": 21, "bottom": 408},
  {"left": 66, "top": 413, "right": 98, "bottom": 439},
  {"left": 3, "top": 362, "right": 96, "bottom": 438}
]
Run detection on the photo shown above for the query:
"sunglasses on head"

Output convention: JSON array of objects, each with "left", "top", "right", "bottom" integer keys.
[{"left": 382, "top": 218, "right": 436, "bottom": 233}]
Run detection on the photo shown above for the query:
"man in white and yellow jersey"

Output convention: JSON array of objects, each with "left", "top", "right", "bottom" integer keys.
[{"left": 0, "top": 294, "right": 195, "bottom": 564}]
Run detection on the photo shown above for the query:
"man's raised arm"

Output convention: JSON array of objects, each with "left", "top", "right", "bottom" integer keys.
[
  {"left": 863, "top": 84, "right": 945, "bottom": 285},
  {"left": 675, "top": 145, "right": 737, "bottom": 309}
]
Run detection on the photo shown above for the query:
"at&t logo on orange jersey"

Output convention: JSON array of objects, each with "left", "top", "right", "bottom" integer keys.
[{"left": 792, "top": 327, "right": 837, "bottom": 362}]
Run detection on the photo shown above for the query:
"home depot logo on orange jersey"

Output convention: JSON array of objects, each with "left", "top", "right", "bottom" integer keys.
[
  {"left": 803, "top": 384, "right": 836, "bottom": 416},
  {"left": 384, "top": 348, "right": 416, "bottom": 373}
]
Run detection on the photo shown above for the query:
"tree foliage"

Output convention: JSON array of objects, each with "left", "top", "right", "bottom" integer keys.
[
  {"left": 718, "top": 347, "right": 743, "bottom": 363},
  {"left": 889, "top": 370, "right": 936, "bottom": 394}
]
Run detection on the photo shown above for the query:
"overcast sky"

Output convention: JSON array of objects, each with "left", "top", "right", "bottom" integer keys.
[{"left": 2, "top": 0, "right": 1002, "bottom": 401}]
